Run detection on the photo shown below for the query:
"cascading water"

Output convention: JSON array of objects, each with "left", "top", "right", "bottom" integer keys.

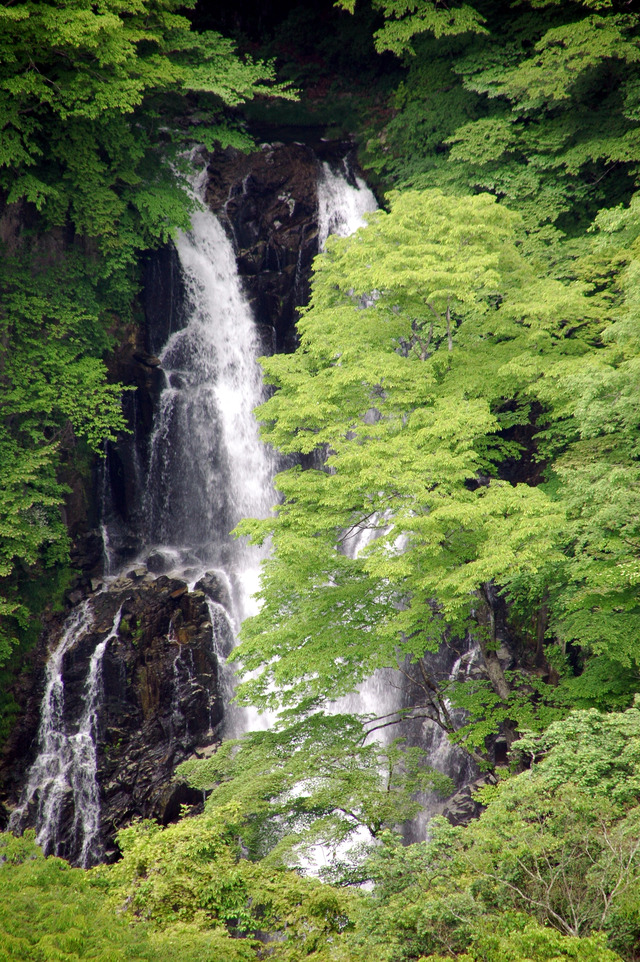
[
  {"left": 140, "top": 160, "right": 377, "bottom": 737},
  {"left": 10, "top": 604, "right": 121, "bottom": 867},
  {"left": 8, "top": 154, "right": 384, "bottom": 865},
  {"left": 143, "top": 167, "right": 273, "bottom": 606},
  {"left": 71, "top": 608, "right": 122, "bottom": 866},
  {"left": 138, "top": 165, "right": 279, "bottom": 736},
  {"left": 10, "top": 152, "right": 479, "bottom": 865},
  {"left": 317, "top": 160, "right": 377, "bottom": 246}
]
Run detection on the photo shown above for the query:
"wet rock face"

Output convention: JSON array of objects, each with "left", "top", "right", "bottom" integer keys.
[
  {"left": 441, "top": 776, "right": 489, "bottom": 827},
  {"left": 101, "top": 142, "right": 336, "bottom": 567},
  {"left": 0, "top": 573, "right": 220, "bottom": 863},
  {"left": 205, "top": 142, "right": 337, "bottom": 352}
]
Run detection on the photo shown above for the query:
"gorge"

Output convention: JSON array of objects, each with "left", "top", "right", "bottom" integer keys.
[
  {"left": 2, "top": 3, "right": 640, "bottom": 959},
  {"left": 2, "top": 145, "right": 410, "bottom": 864}
]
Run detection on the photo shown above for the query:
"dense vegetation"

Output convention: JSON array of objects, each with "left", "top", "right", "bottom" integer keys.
[
  {"left": 0, "top": 0, "right": 287, "bottom": 726},
  {"left": 2, "top": 0, "right": 640, "bottom": 959}
]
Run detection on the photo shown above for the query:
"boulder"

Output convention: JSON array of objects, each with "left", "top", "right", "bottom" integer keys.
[{"left": 0, "top": 577, "right": 221, "bottom": 864}]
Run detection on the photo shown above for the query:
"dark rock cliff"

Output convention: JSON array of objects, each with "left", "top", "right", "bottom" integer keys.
[{"left": 0, "top": 572, "right": 221, "bottom": 864}]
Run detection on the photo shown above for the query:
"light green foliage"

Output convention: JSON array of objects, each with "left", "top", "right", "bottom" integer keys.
[
  {"left": 235, "top": 188, "right": 602, "bottom": 755},
  {"left": 101, "top": 810, "right": 355, "bottom": 961},
  {"left": 180, "top": 715, "right": 451, "bottom": 864},
  {"left": 5, "top": 715, "right": 636, "bottom": 961},
  {"left": 336, "top": 1, "right": 487, "bottom": 54},
  {"left": 514, "top": 707, "right": 640, "bottom": 805},
  {"left": 416, "top": 918, "right": 623, "bottom": 962},
  {"left": 342, "top": 709, "right": 639, "bottom": 960},
  {"left": 366, "top": 4, "right": 640, "bottom": 238},
  {"left": 0, "top": 831, "right": 235, "bottom": 961},
  {"left": 513, "top": 192, "right": 640, "bottom": 694}
]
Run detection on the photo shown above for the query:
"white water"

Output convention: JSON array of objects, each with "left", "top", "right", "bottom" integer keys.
[
  {"left": 138, "top": 167, "right": 277, "bottom": 736},
  {"left": 143, "top": 169, "right": 273, "bottom": 607},
  {"left": 139, "top": 161, "right": 378, "bottom": 740},
  {"left": 72, "top": 607, "right": 122, "bottom": 866},
  {"left": 10, "top": 159, "right": 389, "bottom": 865},
  {"left": 317, "top": 161, "right": 377, "bottom": 248},
  {"left": 10, "top": 603, "right": 120, "bottom": 866}
]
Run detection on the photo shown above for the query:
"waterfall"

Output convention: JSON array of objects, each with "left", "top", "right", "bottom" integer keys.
[
  {"left": 71, "top": 608, "right": 122, "bottom": 866},
  {"left": 403, "top": 646, "right": 480, "bottom": 842},
  {"left": 136, "top": 167, "right": 277, "bottom": 736},
  {"left": 138, "top": 160, "right": 377, "bottom": 739},
  {"left": 142, "top": 169, "right": 273, "bottom": 606},
  {"left": 11, "top": 154, "right": 474, "bottom": 865},
  {"left": 317, "top": 161, "right": 377, "bottom": 247},
  {"left": 10, "top": 603, "right": 121, "bottom": 866},
  {"left": 332, "top": 516, "right": 404, "bottom": 744}
]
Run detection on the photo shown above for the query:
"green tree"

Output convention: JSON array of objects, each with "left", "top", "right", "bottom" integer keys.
[
  {"left": 360, "top": 2, "right": 640, "bottom": 247},
  {"left": 179, "top": 715, "right": 452, "bottom": 865},
  {"left": 0, "top": 253, "right": 128, "bottom": 676},
  {"left": 0, "top": 0, "right": 287, "bottom": 260},
  {"left": 0, "top": 831, "right": 246, "bottom": 962},
  {"left": 234, "top": 187, "right": 604, "bottom": 756},
  {"left": 101, "top": 808, "right": 356, "bottom": 962},
  {"left": 342, "top": 708, "right": 640, "bottom": 961}
]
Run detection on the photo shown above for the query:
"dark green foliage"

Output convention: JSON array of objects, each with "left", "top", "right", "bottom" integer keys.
[
  {"left": 0, "top": 251, "right": 129, "bottom": 670},
  {"left": 363, "top": 2, "right": 640, "bottom": 240},
  {"left": 0, "top": 0, "right": 289, "bottom": 682},
  {"left": 0, "top": 0, "right": 288, "bottom": 257}
]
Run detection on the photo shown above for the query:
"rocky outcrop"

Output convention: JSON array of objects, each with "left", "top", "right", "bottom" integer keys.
[
  {"left": 205, "top": 140, "right": 360, "bottom": 351},
  {"left": 205, "top": 142, "right": 321, "bottom": 352},
  {"left": 0, "top": 571, "right": 221, "bottom": 863},
  {"left": 441, "top": 776, "right": 489, "bottom": 827}
]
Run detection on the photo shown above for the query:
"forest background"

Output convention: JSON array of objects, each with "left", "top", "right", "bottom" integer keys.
[{"left": 2, "top": 0, "right": 640, "bottom": 959}]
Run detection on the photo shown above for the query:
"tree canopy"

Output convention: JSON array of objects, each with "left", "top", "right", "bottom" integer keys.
[{"left": 4, "top": 2, "right": 640, "bottom": 960}]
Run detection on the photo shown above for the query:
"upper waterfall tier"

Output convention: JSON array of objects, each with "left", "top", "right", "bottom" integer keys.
[{"left": 143, "top": 169, "right": 274, "bottom": 615}]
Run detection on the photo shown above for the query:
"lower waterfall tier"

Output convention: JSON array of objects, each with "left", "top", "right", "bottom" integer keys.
[{"left": 2, "top": 573, "right": 222, "bottom": 865}]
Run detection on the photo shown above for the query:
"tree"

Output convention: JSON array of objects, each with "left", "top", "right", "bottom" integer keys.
[
  {"left": 101, "top": 808, "right": 356, "bottom": 962},
  {"left": 0, "top": 830, "right": 246, "bottom": 962},
  {"left": 361, "top": 2, "right": 640, "bottom": 246},
  {"left": 179, "top": 715, "right": 452, "bottom": 865},
  {"left": 234, "top": 187, "right": 604, "bottom": 757},
  {"left": 0, "top": 253, "right": 129, "bottom": 678},
  {"left": 0, "top": 0, "right": 287, "bottom": 257},
  {"left": 340, "top": 708, "right": 640, "bottom": 961}
]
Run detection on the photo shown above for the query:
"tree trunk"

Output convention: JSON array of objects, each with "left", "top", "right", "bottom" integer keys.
[
  {"left": 475, "top": 585, "right": 518, "bottom": 748},
  {"left": 535, "top": 603, "right": 548, "bottom": 668}
]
